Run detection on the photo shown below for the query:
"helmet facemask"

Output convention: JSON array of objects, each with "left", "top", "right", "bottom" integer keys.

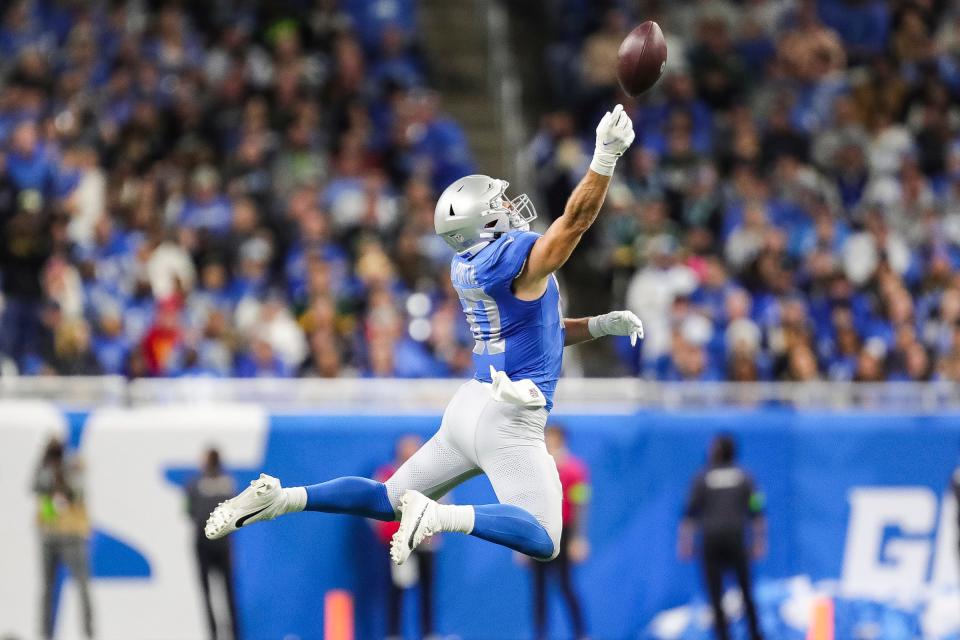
[
  {"left": 486, "top": 180, "right": 537, "bottom": 235},
  {"left": 506, "top": 191, "right": 537, "bottom": 231}
]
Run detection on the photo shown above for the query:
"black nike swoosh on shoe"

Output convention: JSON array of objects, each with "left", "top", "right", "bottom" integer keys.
[
  {"left": 407, "top": 504, "right": 429, "bottom": 550},
  {"left": 235, "top": 505, "right": 269, "bottom": 528}
]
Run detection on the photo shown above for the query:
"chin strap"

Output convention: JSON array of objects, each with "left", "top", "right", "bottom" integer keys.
[{"left": 460, "top": 240, "right": 493, "bottom": 257}]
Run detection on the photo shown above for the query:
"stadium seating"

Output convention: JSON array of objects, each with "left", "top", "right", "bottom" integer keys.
[{"left": 529, "top": 0, "right": 960, "bottom": 384}]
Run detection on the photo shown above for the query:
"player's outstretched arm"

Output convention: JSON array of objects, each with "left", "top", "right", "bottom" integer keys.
[
  {"left": 513, "top": 105, "right": 635, "bottom": 299},
  {"left": 563, "top": 311, "right": 643, "bottom": 346}
]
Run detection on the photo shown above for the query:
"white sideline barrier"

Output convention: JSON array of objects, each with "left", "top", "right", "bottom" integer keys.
[
  {"left": 2, "top": 377, "right": 960, "bottom": 411},
  {"left": 0, "top": 402, "right": 267, "bottom": 640}
]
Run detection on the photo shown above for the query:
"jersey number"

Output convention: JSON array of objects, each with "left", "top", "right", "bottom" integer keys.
[{"left": 456, "top": 287, "right": 505, "bottom": 355}]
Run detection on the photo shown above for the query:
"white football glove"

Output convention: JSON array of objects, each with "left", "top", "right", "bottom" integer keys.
[
  {"left": 590, "top": 104, "right": 636, "bottom": 176},
  {"left": 588, "top": 310, "right": 644, "bottom": 346}
]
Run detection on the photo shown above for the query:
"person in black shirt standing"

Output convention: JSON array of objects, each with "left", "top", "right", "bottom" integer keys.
[
  {"left": 185, "top": 448, "right": 241, "bottom": 640},
  {"left": 678, "top": 434, "right": 766, "bottom": 640}
]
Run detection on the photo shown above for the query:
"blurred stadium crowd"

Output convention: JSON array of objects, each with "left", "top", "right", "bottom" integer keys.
[
  {"left": 532, "top": 0, "right": 960, "bottom": 383},
  {"left": 0, "top": 0, "right": 478, "bottom": 378},
  {"left": 2, "top": 0, "right": 960, "bottom": 385}
]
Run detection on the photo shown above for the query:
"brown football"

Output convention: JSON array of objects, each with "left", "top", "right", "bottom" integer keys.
[{"left": 616, "top": 21, "right": 668, "bottom": 97}]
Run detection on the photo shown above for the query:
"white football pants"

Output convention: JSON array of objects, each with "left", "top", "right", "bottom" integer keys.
[{"left": 384, "top": 379, "right": 563, "bottom": 557}]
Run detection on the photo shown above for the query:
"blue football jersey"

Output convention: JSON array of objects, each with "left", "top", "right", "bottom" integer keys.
[{"left": 450, "top": 230, "right": 564, "bottom": 409}]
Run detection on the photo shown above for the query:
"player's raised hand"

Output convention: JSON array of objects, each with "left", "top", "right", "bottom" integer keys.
[
  {"left": 588, "top": 310, "right": 644, "bottom": 346},
  {"left": 590, "top": 104, "right": 636, "bottom": 176}
]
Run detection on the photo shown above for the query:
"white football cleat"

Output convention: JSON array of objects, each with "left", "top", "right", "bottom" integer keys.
[
  {"left": 390, "top": 490, "right": 439, "bottom": 565},
  {"left": 205, "top": 473, "right": 289, "bottom": 540}
]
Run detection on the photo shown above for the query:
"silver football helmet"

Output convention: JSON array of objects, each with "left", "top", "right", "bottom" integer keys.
[{"left": 434, "top": 175, "right": 537, "bottom": 252}]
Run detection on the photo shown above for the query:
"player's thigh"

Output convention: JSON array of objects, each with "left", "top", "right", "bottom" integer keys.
[
  {"left": 485, "top": 442, "right": 562, "bottom": 541},
  {"left": 383, "top": 382, "right": 487, "bottom": 508},
  {"left": 436, "top": 378, "right": 489, "bottom": 464},
  {"left": 383, "top": 432, "right": 479, "bottom": 508},
  {"left": 476, "top": 403, "right": 563, "bottom": 552}
]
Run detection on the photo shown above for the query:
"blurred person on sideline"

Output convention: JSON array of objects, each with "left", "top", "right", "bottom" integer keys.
[
  {"left": 185, "top": 448, "right": 240, "bottom": 640},
  {"left": 373, "top": 435, "right": 438, "bottom": 640},
  {"left": 530, "top": 425, "right": 590, "bottom": 640},
  {"left": 33, "top": 436, "right": 93, "bottom": 640},
  {"left": 678, "top": 434, "right": 766, "bottom": 640}
]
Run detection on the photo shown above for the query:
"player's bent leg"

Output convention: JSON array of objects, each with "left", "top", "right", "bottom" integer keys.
[
  {"left": 471, "top": 503, "right": 555, "bottom": 559},
  {"left": 391, "top": 400, "right": 564, "bottom": 563},
  {"left": 208, "top": 385, "right": 482, "bottom": 541},
  {"left": 205, "top": 473, "right": 396, "bottom": 540},
  {"left": 475, "top": 402, "right": 564, "bottom": 560},
  {"left": 298, "top": 427, "right": 478, "bottom": 524},
  {"left": 390, "top": 489, "right": 472, "bottom": 565},
  {"left": 389, "top": 382, "right": 559, "bottom": 564},
  {"left": 300, "top": 476, "right": 395, "bottom": 519},
  {"left": 389, "top": 489, "right": 554, "bottom": 565},
  {"left": 383, "top": 430, "right": 480, "bottom": 509},
  {"left": 385, "top": 433, "right": 481, "bottom": 565}
]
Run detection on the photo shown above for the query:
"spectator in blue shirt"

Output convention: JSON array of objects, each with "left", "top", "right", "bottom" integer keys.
[
  {"left": 91, "top": 307, "right": 130, "bottom": 376},
  {"left": 369, "top": 25, "right": 423, "bottom": 92},
  {"left": 179, "top": 166, "right": 233, "bottom": 235},
  {"left": 188, "top": 261, "right": 235, "bottom": 329},
  {"left": 285, "top": 209, "right": 349, "bottom": 303},
  {"left": 234, "top": 338, "right": 291, "bottom": 378},
  {"left": 818, "top": 0, "right": 890, "bottom": 64},
  {"left": 0, "top": 1, "right": 49, "bottom": 58},
  {"left": 664, "top": 333, "right": 723, "bottom": 382},
  {"left": 176, "top": 347, "right": 224, "bottom": 378},
  {"left": 404, "top": 91, "right": 475, "bottom": 192},
  {"left": 6, "top": 120, "right": 57, "bottom": 195}
]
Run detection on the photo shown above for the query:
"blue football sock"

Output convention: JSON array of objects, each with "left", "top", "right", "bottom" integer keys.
[
  {"left": 470, "top": 504, "right": 555, "bottom": 559},
  {"left": 303, "top": 477, "right": 395, "bottom": 521}
]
